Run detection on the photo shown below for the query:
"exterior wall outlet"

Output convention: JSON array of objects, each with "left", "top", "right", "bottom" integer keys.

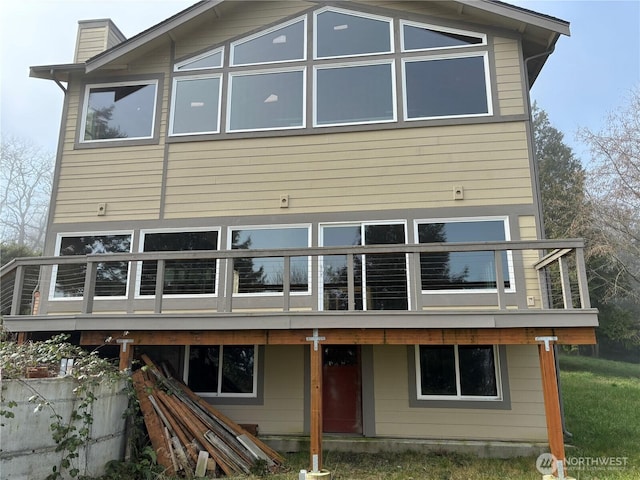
[
  {"left": 453, "top": 185, "right": 464, "bottom": 200},
  {"left": 97, "top": 202, "right": 107, "bottom": 216},
  {"left": 527, "top": 296, "right": 536, "bottom": 307},
  {"left": 279, "top": 194, "right": 289, "bottom": 208}
]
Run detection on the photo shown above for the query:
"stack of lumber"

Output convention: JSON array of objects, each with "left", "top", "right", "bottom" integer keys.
[{"left": 132, "top": 355, "right": 285, "bottom": 477}]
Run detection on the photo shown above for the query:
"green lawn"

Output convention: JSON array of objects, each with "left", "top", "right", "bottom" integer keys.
[{"left": 226, "top": 355, "right": 640, "bottom": 480}]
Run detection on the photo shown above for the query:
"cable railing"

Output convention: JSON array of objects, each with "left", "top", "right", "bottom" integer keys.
[{"left": 1, "top": 240, "right": 592, "bottom": 318}]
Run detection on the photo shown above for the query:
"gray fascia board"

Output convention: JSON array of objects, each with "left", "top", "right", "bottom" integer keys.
[
  {"left": 29, "top": 63, "right": 85, "bottom": 81},
  {"left": 458, "top": 0, "right": 570, "bottom": 36},
  {"left": 85, "top": 0, "right": 224, "bottom": 73}
]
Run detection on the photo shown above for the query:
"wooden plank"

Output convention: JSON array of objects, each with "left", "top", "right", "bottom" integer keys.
[
  {"left": 82, "top": 327, "right": 597, "bottom": 347},
  {"left": 131, "top": 371, "right": 175, "bottom": 474},
  {"left": 538, "top": 344, "right": 566, "bottom": 468},
  {"left": 309, "top": 343, "right": 323, "bottom": 472}
]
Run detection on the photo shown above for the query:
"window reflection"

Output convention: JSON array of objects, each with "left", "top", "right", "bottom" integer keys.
[
  {"left": 55, "top": 234, "right": 131, "bottom": 298},
  {"left": 231, "top": 227, "right": 309, "bottom": 293}
]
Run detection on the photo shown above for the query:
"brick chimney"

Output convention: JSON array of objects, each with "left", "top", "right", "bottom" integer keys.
[{"left": 74, "top": 19, "right": 126, "bottom": 63}]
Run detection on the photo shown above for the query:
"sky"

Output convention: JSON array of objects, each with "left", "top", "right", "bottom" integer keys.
[{"left": 1, "top": 0, "right": 639, "bottom": 163}]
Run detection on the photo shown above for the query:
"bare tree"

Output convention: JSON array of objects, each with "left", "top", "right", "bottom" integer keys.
[
  {"left": 579, "top": 88, "right": 640, "bottom": 299},
  {"left": 0, "top": 135, "right": 54, "bottom": 250}
]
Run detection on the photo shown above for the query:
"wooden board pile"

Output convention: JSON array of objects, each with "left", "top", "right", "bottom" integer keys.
[{"left": 132, "top": 355, "right": 285, "bottom": 477}]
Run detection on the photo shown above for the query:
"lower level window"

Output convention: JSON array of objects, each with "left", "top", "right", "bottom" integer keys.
[
  {"left": 186, "top": 345, "right": 257, "bottom": 397},
  {"left": 416, "top": 345, "right": 499, "bottom": 399}
]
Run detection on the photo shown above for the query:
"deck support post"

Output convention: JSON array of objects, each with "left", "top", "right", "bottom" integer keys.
[
  {"left": 308, "top": 333, "right": 324, "bottom": 472},
  {"left": 117, "top": 339, "right": 134, "bottom": 371},
  {"left": 537, "top": 338, "right": 567, "bottom": 478}
]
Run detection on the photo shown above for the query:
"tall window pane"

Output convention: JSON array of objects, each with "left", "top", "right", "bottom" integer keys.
[
  {"left": 316, "top": 63, "right": 394, "bottom": 126},
  {"left": 140, "top": 231, "right": 218, "bottom": 296},
  {"left": 322, "top": 226, "right": 363, "bottom": 310},
  {"left": 188, "top": 346, "right": 220, "bottom": 393},
  {"left": 221, "top": 346, "right": 255, "bottom": 394},
  {"left": 229, "top": 70, "right": 304, "bottom": 131},
  {"left": 405, "top": 56, "right": 489, "bottom": 119},
  {"left": 83, "top": 83, "right": 156, "bottom": 141},
  {"left": 316, "top": 10, "right": 391, "bottom": 58},
  {"left": 458, "top": 345, "right": 497, "bottom": 396},
  {"left": 364, "top": 224, "right": 408, "bottom": 310},
  {"left": 54, "top": 234, "right": 131, "bottom": 298},
  {"left": 171, "top": 77, "right": 221, "bottom": 135},
  {"left": 419, "top": 346, "right": 456, "bottom": 395}
]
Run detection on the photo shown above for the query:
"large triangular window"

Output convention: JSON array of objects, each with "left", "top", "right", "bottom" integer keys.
[{"left": 230, "top": 17, "right": 306, "bottom": 66}]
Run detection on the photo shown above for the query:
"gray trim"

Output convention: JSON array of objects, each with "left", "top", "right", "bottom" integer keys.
[
  {"left": 42, "top": 204, "right": 539, "bottom": 238},
  {"left": 361, "top": 345, "right": 376, "bottom": 437},
  {"left": 201, "top": 345, "right": 265, "bottom": 406},
  {"left": 73, "top": 73, "right": 164, "bottom": 149},
  {"left": 159, "top": 42, "right": 176, "bottom": 220},
  {"left": 3, "top": 309, "right": 600, "bottom": 333},
  {"left": 407, "top": 344, "right": 511, "bottom": 410}
]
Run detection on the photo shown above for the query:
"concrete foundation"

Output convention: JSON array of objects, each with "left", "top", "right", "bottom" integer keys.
[
  {"left": 0, "top": 377, "right": 128, "bottom": 480},
  {"left": 264, "top": 435, "right": 549, "bottom": 459}
]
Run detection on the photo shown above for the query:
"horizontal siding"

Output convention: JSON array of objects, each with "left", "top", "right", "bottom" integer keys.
[
  {"left": 75, "top": 27, "right": 106, "bottom": 62},
  {"left": 373, "top": 344, "right": 546, "bottom": 442},
  {"left": 214, "top": 345, "right": 305, "bottom": 435},
  {"left": 494, "top": 37, "right": 525, "bottom": 116},
  {"left": 175, "top": 1, "right": 311, "bottom": 59},
  {"left": 164, "top": 122, "right": 533, "bottom": 218}
]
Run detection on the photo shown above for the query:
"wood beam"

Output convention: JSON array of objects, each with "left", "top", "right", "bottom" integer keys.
[
  {"left": 81, "top": 327, "right": 596, "bottom": 347},
  {"left": 538, "top": 343, "right": 566, "bottom": 472},
  {"left": 117, "top": 339, "right": 134, "bottom": 371},
  {"left": 309, "top": 343, "right": 323, "bottom": 472}
]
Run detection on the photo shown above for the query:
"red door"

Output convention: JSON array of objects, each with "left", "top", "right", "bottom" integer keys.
[{"left": 322, "top": 345, "right": 362, "bottom": 434}]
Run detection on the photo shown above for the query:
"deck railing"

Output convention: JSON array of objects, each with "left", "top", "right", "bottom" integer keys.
[{"left": 1, "top": 240, "right": 591, "bottom": 318}]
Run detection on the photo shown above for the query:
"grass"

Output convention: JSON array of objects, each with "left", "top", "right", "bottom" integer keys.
[{"left": 224, "top": 355, "right": 640, "bottom": 480}]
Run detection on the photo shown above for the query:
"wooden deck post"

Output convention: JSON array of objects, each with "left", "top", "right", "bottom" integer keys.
[
  {"left": 538, "top": 339, "right": 566, "bottom": 475},
  {"left": 117, "top": 339, "right": 134, "bottom": 371},
  {"left": 309, "top": 332, "right": 324, "bottom": 472}
]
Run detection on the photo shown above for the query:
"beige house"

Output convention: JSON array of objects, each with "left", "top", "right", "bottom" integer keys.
[{"left": 2, "top": 0, "right": 598, "bottom": 474}]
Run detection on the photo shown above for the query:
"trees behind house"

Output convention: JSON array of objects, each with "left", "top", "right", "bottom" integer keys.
[
  {"left": 534, "top": 97, "right": 640, "bottom": 362},
  {"left": 0, "top": 135, "right": 54, "bottom": 252}
]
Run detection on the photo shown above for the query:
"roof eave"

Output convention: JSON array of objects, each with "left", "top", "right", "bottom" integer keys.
[
  {"left": 30, "top": 64, "right": 85, "bottom": 83},
  {"left": 458, "top": 0, "right": 571, "bottom": 36},
  {"left": 84, "top": 0, "right": 224, "bottom": 73}
]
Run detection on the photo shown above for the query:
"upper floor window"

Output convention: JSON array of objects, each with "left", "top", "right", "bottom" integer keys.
[
  {"left": 175, "top": 47, "right": 223, "bottom": 71},
  {"left": 51, "top": 233, "right": 132, "bottom": 299},
  {"left": 401, "top": 21, "right": 486, "bottom": 51},
  {"left": 170, "top": 75, "right": 222, "bottom": 135},
  {"left": 403, "top": 54, "right": 491, "bottom": 120},
  {"left": 81, "top": 81, "right": 157, "bottom": 142},
  {"left": 169, "top": 7, "right": 492, "bottom": 137},
  {"left": 231, "top": 17, "right": 306, "bottom": 66},
  {"left": 416, "top": 218, "right": 512, "bottom": 292},
  {"left": 314, "top": 8, "right": 392, "bottom": 58}
]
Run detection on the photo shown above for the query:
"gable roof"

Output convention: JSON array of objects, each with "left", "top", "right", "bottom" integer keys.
[{"left": 30, "top": 0, "right": 569, "bottom": 86}]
